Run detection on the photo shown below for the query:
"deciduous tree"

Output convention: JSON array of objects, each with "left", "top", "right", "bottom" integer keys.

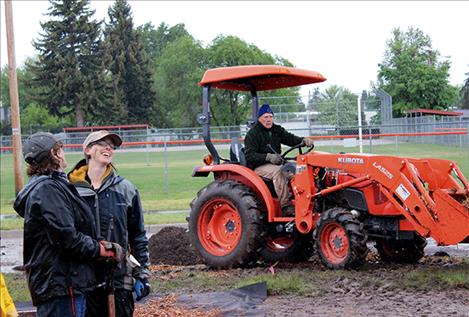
[
  {"left": 377, "top": 27, "right": 458, "bottom": 117},
  {"left": 460, "top": 68, "right": 469, "bottom": 109},
  {"left": 154, "top": 35, "right": 204, "bottom": 128},
  {"left": 137, "top": 22, "right": 189, "bottom": 65},
  {"left": 205, "top": 35, "right": 298, "bottom": 126}
]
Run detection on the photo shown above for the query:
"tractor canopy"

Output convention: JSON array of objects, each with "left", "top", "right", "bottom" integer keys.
[
  {"left": 197, "top": 65, "right": 326, "bottom": 165},
  {"left": 199, "top": 65, "right": 326, "bottom": 91}
]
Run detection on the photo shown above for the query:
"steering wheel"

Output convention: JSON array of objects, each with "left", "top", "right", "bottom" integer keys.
[{"left": 281, "top": 142, "right": 314, "bottom": 161}]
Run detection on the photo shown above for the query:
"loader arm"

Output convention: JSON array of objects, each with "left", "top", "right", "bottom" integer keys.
[{"left": 294, "top": 152, "right": 469, "bottom": 245}]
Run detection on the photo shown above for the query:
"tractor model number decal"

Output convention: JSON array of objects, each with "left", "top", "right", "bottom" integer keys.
[
  {"left": 372, "top": 162, "right": 394, "bottom": 179},
  {"left": 396, "top": 184, "right": 410, "bottom": 201},
  {"left": 338, "top": 157, "right": 364, "bottom": 165},
  {"left": 296, "top": 165, "right": 306, "bottom": 174}
]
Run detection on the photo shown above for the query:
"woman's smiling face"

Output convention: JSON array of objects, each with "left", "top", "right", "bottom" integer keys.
[{"left": 85, "top": 137, "right": 116, "bottom": 165}]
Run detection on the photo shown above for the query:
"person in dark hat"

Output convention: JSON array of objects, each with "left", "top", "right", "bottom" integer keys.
[
  {"left": 14, "top": 132, "right": 116, "bottom": 317},
  {"left": 68, "top": 130, "right": 150, "bottom": 317},
  {"left": 244, "top": 104, "right": 314, "bottom": 216}
]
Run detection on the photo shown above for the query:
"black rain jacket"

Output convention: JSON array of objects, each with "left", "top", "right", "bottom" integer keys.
[
  {"left": 14, "top": 171, "right": 100, "bottom": 305},
  {"left": 244, "top": 122, "right": 303, "bottom": 169},
  {"left": 68, "top": 159, "right": 150, "bottom": 291}
]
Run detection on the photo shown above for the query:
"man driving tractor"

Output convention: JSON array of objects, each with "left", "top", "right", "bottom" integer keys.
[{"left": 244, "top": 103, "right": 314, "bottom": 216}]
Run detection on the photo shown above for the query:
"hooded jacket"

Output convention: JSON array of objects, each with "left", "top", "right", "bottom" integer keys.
[
  {"left": 13, "top": 171, "right": 100, "bottom": 305},
  {"left": 244, "top": 122, "right": 303, "bottom": 169},
  {"left": 68, "top": 159, "right": 150, "bottom": 291}
]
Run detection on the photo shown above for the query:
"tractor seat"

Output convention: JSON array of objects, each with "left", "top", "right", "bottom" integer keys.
[{"left": 229, "top": 138, "right": 247, "bottom": 166}]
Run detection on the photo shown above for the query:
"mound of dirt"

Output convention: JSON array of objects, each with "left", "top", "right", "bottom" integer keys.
[{"left": 148, "top": 226, "right": 202, "bottom": 265}]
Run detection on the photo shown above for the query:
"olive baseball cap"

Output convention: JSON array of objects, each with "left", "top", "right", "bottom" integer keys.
[
  {"left": 82, "top": 130, "right": 122, "bottom": 151},
  {"left": 23, "top": 132, "right": 64, "bottom": 164}
]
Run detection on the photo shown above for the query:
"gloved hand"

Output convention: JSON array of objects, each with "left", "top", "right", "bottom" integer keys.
[
  {"left": 99, "top": 241, "right": 115, "bottom": 258},
  {"left": 134, "top": 278, "right": 151, "bottom": 301},
  {"left": 100, "top": 241, "right": 125, "bottom": 263},
  {"left": 302, "top": 138, "right": 314, "bottom": 147},
  {"left": 266, "top": 153, "right": 283, "bottom": 165}
]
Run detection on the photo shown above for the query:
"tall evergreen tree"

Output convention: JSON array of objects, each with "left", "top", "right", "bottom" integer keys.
[
  {"left": 104, "top": 0, "right": 156, "bottom": 124},
  {"left": 29, "top": 0, "right": 108, "bottom": 126}
]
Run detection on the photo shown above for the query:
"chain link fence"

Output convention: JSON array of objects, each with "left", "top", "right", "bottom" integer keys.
[{"left": 1, "top": 92, "right": 468, "bottom": 156}]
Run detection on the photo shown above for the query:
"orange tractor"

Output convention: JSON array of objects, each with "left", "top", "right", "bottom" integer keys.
[{"left": 189, "top": 65, "right": 469, "bottom": 269}]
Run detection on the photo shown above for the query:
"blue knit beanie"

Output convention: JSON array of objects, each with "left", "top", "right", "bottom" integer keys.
[{"left": 257, "top": 104, "right": 274, "bottom": 118}]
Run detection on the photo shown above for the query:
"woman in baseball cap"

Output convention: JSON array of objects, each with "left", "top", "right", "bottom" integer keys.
[
  {"left": 68, "top": 130, "right": 150, "bottom": 317},
  {"left": 14, "top": 132, "right": 116, "bottom": 316}
]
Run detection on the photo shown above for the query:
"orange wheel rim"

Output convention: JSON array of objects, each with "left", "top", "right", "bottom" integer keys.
[
  {"left": 320, "top": 222, "right": 349, "bottom": 264},
  {"left": 197, "top": 198, "right": 242, "bottom": 256}
]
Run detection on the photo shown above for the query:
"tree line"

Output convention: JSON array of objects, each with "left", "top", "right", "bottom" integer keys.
[{"left": 1, "top": 0, "right": 468, "bottom": 132}]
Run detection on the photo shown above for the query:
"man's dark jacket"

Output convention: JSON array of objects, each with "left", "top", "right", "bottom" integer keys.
[
  {"left": 68, "top": 159, "right": 150, "bottom": 291},
  {"left": 14, "top": 171, "right": 100, "bottom": 305},
  {"left": 244, "top": 122, "right": 303, "bottom": 169}
]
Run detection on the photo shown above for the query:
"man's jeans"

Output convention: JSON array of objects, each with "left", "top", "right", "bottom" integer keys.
[{"left": 36, "top": 294, "right": 86, "bottom": 317}]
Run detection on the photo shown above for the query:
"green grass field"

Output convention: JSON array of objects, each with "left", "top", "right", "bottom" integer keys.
[{"left": 1, "top": 142, "right": 468, "bottom": 215}]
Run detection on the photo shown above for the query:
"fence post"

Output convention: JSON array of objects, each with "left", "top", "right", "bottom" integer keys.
[
  {"left": 357, "top": 94, "right": 363, "bottom": 153},
  {"left": 145, "top": 126, "right": 150, "bottom": 166},
  {"left": 368, "top": 127, "right": 372, "bottom": 153},
  {"left": 164, "top": 138, "right": 169, "bottom": 194},
  {"left": 467, "top": 128, "right": 469, "bottom": 161}
]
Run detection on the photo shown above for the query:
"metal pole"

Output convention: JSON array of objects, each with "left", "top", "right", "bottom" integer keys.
[
  {"left": 164, "top": 138, "right": 169, "bottom": 194},
  {"left": 5, "top": 0, "right": 23, "bottom": 193},
  {"left": 357, "top": 94, "right": 363, "bottom": 153},
  {"left": 306, "top": 91, "right": 311, "bottom": 136},
  {"left": 467, "top": 127, "right": 469, "bottom": 161},
  {"left": 368, "top": 127, "right": 372, "bottom": 153},
  {"left": 145, "top": 126, "right": 150, "bottom": 166}
]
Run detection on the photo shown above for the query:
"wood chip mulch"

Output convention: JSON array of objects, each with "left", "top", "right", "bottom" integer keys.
[{"left": 134, "top": 294, "right": 223, "bottom": 317}]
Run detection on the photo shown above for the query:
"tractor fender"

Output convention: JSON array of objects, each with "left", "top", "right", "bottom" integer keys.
[{"left": 193, "top": 164, "right": 276, "bottom": 218}]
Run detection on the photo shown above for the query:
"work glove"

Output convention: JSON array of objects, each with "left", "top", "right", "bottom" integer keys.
[
  {"left": 100, "top": 241, "right": 125, "bottom": 263},
  {"left": 134, "top": 277, "right": 151, "bottom": 301},
  {"left": 302, "top": 138, "right": 314, "bottom": 147},
  {"left": 266, "top": 153, "right": 283, "bottom": 165}
]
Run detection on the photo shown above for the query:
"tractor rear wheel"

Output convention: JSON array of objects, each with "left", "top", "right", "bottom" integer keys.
[
  {"left": 189, "top": 180, "right": 262, "bottom": 268},
  {"left": 259, "top": 230, "right": 313, "bottom": 263},
  {"left": 313, "top": 207, "right": 368, "bottom": 269},
  {"left": 376, "top": 235, "right": 427, "bottom": 263}
]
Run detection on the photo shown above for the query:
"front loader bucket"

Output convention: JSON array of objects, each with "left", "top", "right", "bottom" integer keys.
[{"left": 431, "top": 189, "right": 469, "bottom": 245}]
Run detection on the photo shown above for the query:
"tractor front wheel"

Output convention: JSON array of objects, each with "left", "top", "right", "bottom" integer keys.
[
  {"left": 375, "top": 235, "right": 427, "bottom": 263},
  {"left": 313, "top": 207, "right": 368, "bottom": 269},
  {"left": 189, "top": 180, "right": 261, "bottom": 268}
]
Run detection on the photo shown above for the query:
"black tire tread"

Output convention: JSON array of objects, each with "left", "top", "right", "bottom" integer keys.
[
  {"left": 189, "top": 180, "right": 262, "bottom": 268},
  {"left": 313, "top": 207, "right": 368, "bottom": 269}
]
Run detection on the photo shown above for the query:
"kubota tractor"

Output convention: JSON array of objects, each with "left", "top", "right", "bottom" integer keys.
[{"left": 188, "top": 65, "right": 469, "bottom": 269}]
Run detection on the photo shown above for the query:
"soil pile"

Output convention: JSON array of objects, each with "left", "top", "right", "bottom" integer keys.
[{"left": 148, "top": 226, "right": 202, "bottom": 265}]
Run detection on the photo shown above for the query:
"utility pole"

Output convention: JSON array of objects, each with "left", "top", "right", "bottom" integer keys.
[{"left": 5, "top": 0, "right": 24, "bottom": 193}]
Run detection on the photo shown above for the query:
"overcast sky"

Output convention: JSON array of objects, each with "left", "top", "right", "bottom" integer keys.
[{"left": 1, "top": 1, "right": 468, "bottom": 96}]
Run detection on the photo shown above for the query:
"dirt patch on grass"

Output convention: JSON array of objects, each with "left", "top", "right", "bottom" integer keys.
[
  {"left": 134, "top": 294, "right": 222, "bottom": 317},
  {"left": 142, "top": 253, "right": 469, "bottom": 317},
  {"left": 148, "top": 226, "right": 202, "bottom": 266}
]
